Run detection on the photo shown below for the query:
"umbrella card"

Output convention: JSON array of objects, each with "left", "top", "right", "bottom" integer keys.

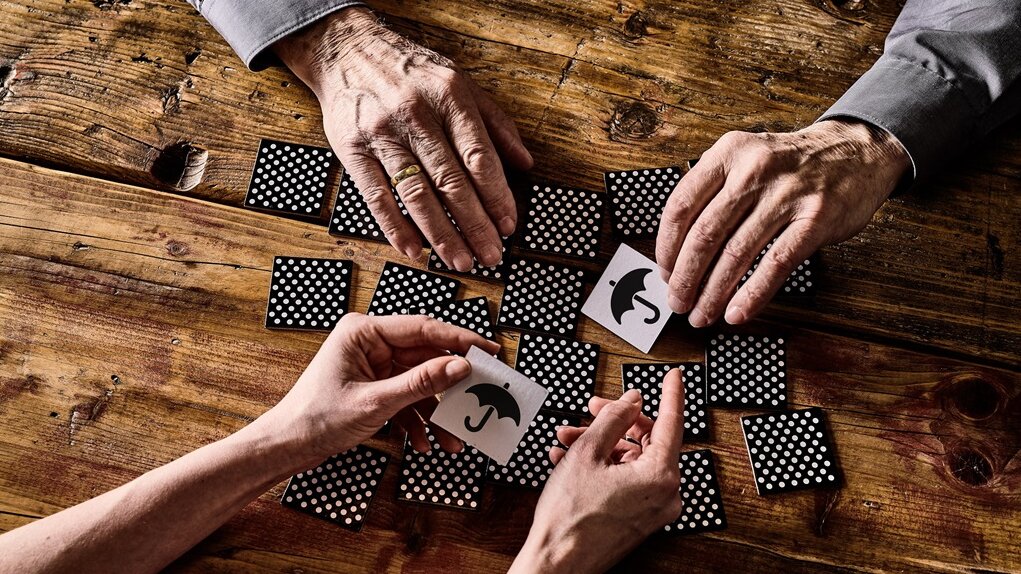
[
  {"left": 430, "top": 346, "right": 550, "bottom": 466},
  {"left": 581, "top": 243, "right": 673, "bottom": 353}
]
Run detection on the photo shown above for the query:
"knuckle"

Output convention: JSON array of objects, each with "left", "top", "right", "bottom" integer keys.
[
  {"left": 689, "top": 222, "right": 721, "bottom": 248},
  {"left": 720, "top": 236, "right": 750, "bottom": 263},
  {"left": 461, "top": 144, "right": 494, "bottom": 175},
  {"left": 457, "top": 216, "right": 491, "bottom": 240},
  {"left": 408, "top": 366, "right": 441, "bottom": 398},
  {"left": 668, "top": 275, "right": 696, "bottom": 295},
  {"left": 431, "top": 167, "right": 470, "bottom": 192},
  {"left": 717, "top": 130, "right": 749, "bottom": 149},
  {"left": 398, "top": 180, "right": 435, "bottom": 208},
  {"left": 767, "top": 243, "right": 802, "bottom": 272}
]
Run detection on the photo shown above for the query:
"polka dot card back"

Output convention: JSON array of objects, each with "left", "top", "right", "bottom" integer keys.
[
  {"left": 706, "top": 333, "right": 787, "bottom": 409},
  {"left": 664, "top": 449, "right": 727, "bottom": 534},
  {"left": 522, "top": 183, "right": 604, "bottom": 259},
  {"left": 497, "top": 258, "right": 587, "bottom": 337},
  {"left": 739, "top": 237, "right": 815, "bottom": 296},
  {"left": 397, "top": 429, "right": 489, "bottom": 510},
  {"left": 367, "top": 262, "right": 460, "bottom": 316},
  {"left": 245, "top": 139, "right": 334, "bottom": 218},
  {"left": 621, "top": 362, "right": 710, "bottom": 443},
  {"left": 488, "top": 410, "right": 577, "bottom": 488},
  {"left": 413, "top": 296, "right": 495, "bottom": 340},
  {"left": 604, "top": 167, "right": 682, "bottom": 237},
  {"left": 280, "top": 445, "right": 389, "bottom": 532},
  {"left": 741, "top": 407, "right": 841, "bottom": 495},
  {"left": 514, "top": 332, "right": 599, "bottom": 416},
  {"left": 426, "top": 236, "right": 512, "bottom": 282},
  {"left": 328, "top": 170, "right": 410, "bottom": 242},
  {"left": 265, "top": 257, "right": 353, "bottom": 331}
]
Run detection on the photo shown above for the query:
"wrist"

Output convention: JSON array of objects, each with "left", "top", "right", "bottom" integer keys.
[
  {"left": 235, "top": 406, "right": 327, "bottom": 478},
  {"left": 511, "top": 522, "right": 582, "bottom": 574},
  {"left": 273, "top": 6, "right": 381, "bottom": 97}
]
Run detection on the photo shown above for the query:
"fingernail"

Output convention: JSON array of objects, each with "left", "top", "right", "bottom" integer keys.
[
  {"left": 660, "top": 267, "right": 671, "bottom": 282},
  {"left": 403, "top": 244, "right": 421, "bottom": 261},
  {"left": 445, "top": 357, "right": 471, "bottom": 379},
  {"left": 622, "top": 389, "right": 641, "bottom": 403},
  {"left": 481, "top": 243, "right": 502, "bottom": 267},
  {"left": 453, "top": 251, "right": 474, "bottom": 273},
  {"left": 688, "top": 308, "right": 708, "bottom": 328},
  {"left": 668, "top": 294, "right": 687, "bottom": 314},
  {"left": 725, "top": 305, "right": 745, "bottom": 325},
  {"left": 498, "top": 216, "right": 516, "bottom": 236}
]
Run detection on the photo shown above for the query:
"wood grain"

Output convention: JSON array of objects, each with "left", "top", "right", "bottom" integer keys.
[
  {"left": 1, "top": 158, "right": 1019, "bottom": 573},
  {"left": 0, "top": 0, "right": 1018, "bottom": 366}
]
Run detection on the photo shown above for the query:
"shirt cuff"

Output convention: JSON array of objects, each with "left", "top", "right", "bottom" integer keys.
[
  {"left": 200, "top": 0, "right": 368, "bottom": 71},
  {"left": 817, "top": 55, "right": 978, "bottom": 183}
]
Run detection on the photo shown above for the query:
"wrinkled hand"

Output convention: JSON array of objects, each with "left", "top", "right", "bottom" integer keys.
[
  {"left": 275, "top": 8, "right": 534, "bottom": 271},
  {"left": 263, "top": 313, "right": 501, "bottom": 464},
  {"left": 510, "top": 370, "right": 686, "bottom": 573},
  {"left": 656, "top": 119, "right": 911, "bottom": 327}
]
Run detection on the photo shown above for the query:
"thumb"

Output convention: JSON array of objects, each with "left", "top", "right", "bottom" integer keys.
[
  {"left": 573, "top": 390, "right": 642, "bottom": 462},
  {"left": 371, "top": 355, "right": 472, "bottom": 412}
]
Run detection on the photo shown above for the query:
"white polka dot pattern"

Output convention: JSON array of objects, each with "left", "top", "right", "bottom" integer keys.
[
  {"left": 739, "top": 237, "right": 815, "bottom": 296},
  {"left": 706, "top": 333, "right": 787, "bottom": 408},
  {"left": 265, "top": 257, "right": 352, "bottom": 330},
  {"left": 280, "top": 445, "right": 388, "bottom": 531},
  {"left": 413, "top": 296, "right": 495, "bottom": 340},
  {"left": 664, "top": 449, "right": 727, "bottom": 534},
  {"left": 522, "top": 184, "right": 604, "bottom": 259},
  {"left": 367, "top": 262, "right": 460, "bottom": 316},
  {"left": 515, "top": 333, "right": 599, "bottom": 415},
  {"left": 741, "top": 407, "right": 840, "bottom": 495},
  {"left": 245, "top": 139, "right": 333, "bottom": 217},
  {"left": 621, "top": 362, "right": 710, "bottom": 442},
  {"left": 488, "top": 411, "right": 577, "bottom": 488},
  {"left": 398, "top": 430, "right": 488, "bottom": 510},
  {"left": 604, "top": 167, "right": 681, "bottom": 237},
  {"left": 497, "top": 258, "right": 586, "bottom": 336},
  {"left": 328, "top": 170, "right": 415, "bottom": 242},
  {"left": 427, "top": 240, "right": 510, "bottom": 282}
]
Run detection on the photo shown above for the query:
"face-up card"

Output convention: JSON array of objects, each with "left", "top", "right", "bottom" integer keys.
[
  {"left": 265, "top": 257, "right": 353, "bottom": 331},
  {"left": 741, "top": 407, "right": 840, "bottom": 495},
  {"left": 245, "top": 139, "right": 334, "bottom": 218},
  {"left": 581, "top": 243, "right": 673, "bottom": 353},
  {"left": 280, "top": 445, "right": 389, "bottom": 531},
  {"left": 430, "top": 346, "right": 549, "bottom": 466}
]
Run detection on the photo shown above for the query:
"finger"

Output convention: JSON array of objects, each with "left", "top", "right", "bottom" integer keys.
[
  {"left": 392, "top": 408, "right": 431, "bottom": 453},
  {"left": 374, "top": 141, "right": 474, "bottom": 273},
  {"left": 726, "top": 220, "right": 820, "bottom": 323},
  {"left": 549, "top": 445, "right": 567, "bottom": 465},
  {"left": 392, "top": 345, "right": 447, "bottom": 368},
  {"left": 572, "top": 390, "right": 642, "bottom": 461},
  {"left": 443, "top": 97, "right": 518, "bottom": 237},
  {"left": 413, "top": 398, "right": 464, "bottom": 453},
  {"left": 340, "top": 151, "right": 422, "bottom": 259},
  {"left": 666, "top": 178, "right": 756, "bottom": 322},
  {"left": 690, "top": 206, "right": 786, "bottom": 326},
  {"left": 612, "top": 440, "right": 643, "bottom": 464},
  {"left": 371, "top": 354, "right": 472, "bottom": 412},
  {"left": 555, "top": 425, "right": 588, "bottom": 448},
  {"left": 645, "top": 368, "right": 686, "bottom": 462},
  {"left": 655, "top": 144, "right": 729, "bottom": 282},
  {"left": 471, "top": 84, "right": 533, "bottom": 171},
  {"left": 363, "top": 314, "right": 500, "bottom": 356},
  {"left": 589, "top": 396, "right": 654, "bottom": 441},
  {"left": 408, "top": 121, "right": 505, "bottom": 267}
]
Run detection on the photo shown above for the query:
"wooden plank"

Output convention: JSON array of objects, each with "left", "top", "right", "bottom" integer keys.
[
  {"left": 1, "top": 158, "right": 1019, "bottom": 572},
  {"left": 1, "top": 0, "right": 1019, "bottom": 366}
]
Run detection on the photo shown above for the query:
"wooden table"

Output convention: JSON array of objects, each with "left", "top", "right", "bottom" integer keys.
[{"left": 1, "top": 1, "right": 1019, "bottom": 572}]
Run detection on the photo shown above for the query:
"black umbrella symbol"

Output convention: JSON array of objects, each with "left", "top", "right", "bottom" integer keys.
[
  {"left": 464, "top": 382, "right": 521, "bottom": 432},
  {"left": 609, "top": 267, "right": 662, "bottom": 325}
]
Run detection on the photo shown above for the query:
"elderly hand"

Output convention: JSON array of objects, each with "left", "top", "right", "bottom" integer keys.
[
  {"left": 263, "top": 313, "right": 501, "bottom": 464},
  {"left": 510, "top": 370, "right": 686, "bottom": 573},
  {"left": 656, "top": 119, "right": 911, "bottom": 327},
  {"left": 275, "top": 8, "right": 533, "bottom": 272}
]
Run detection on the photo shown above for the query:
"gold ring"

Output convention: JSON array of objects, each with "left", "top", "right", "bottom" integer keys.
[{"left": 390, "top": 164, "right": 422, "bottom": 187}]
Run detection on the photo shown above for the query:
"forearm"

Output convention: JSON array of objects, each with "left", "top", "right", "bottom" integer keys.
[{"left": 0, "top": 410, "right": 317, "bottom": 574}]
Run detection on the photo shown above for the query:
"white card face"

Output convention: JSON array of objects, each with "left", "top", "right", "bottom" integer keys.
[
  {"left": 430, "top": 346, "right": 549, "bottom": 465},
  {"left": 581, "top": 243, "right": 673, "bottom": 353}
]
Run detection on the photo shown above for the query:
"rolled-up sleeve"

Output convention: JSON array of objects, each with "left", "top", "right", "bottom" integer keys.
[
  {"left": 819, "top": 0, "right": 1021, "bottom": 182},
  {"left": 185, "top": 0, "right": 367, "bottom": 70}
]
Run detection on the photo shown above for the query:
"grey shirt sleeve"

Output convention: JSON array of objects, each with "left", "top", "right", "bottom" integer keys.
[
  {"left": 186, "top": 0, "right": 367, "bottom": 71},
  {"left": 819, "top": 0, "right": 1021, "bottom": 182}
]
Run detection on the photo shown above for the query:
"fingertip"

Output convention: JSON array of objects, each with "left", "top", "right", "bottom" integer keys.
[
  {"left": 725, "top": 303, "right": 746, "bottom": 325},
  {"left": 444, "top": 356, "right": 471, "bottom": 381},
  {"left": 621, "top": 389, "right": 642, "bottom": 405}
]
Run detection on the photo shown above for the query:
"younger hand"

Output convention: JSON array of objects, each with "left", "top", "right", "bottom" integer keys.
[
  {"left": 262, "top": 313, "right": 501, "bottom": 465},
  {"left": 656, "top": 119, "right": 910, "bottom": 327},
  {"left": 275, "top": 8, "right": 534, "bottom": 271},
  {"left": 510, "top": 370, "right": 686, "bottom": 573}
]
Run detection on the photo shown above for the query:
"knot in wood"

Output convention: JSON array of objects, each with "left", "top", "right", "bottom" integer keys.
[
  {"left": 609, "top": 101, "right": 661, "bottom": 141},
  {"left": 623, "top": 11, "right": 649, "bottom": 39},
  {"left": 151, "top": 142, "right": 208, "bottom": 192},
  {"left": 947, "top": 446, "right": 993, "bottom": 487},
  {"left": 944, "top": 375, "right": 1002, "bottom": 421}
]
